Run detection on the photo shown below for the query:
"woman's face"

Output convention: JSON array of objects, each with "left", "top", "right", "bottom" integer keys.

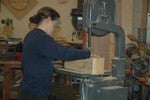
[
  {"left": 46, "top": 17, "right": 55, "bottom": 35},
  {"left": 47, "top": 17, "right": 61, "bottom": 35}
]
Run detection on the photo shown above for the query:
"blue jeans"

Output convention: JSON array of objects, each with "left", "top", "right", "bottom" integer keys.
[{"left": 17, "top": 87, "right": 49, "bottom": 100}]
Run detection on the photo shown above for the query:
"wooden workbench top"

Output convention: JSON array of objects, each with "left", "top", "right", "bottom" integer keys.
[
  {"left": 0, "top": 61, "right": 21, "bottom": 64},
  {"left": 0, "top": 61, "right": 21, "bottom": 69}
]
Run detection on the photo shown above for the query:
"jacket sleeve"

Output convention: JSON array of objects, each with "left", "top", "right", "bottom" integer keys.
[{"left": 39, "top": 37, "right": 91, "bottom": 61}]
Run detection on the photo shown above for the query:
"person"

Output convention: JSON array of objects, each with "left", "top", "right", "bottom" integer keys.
[{"left": 18, "top": 7, "right": 91, "bottom": 100}]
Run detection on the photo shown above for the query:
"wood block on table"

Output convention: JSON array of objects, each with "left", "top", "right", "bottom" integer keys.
[{"left": 65, "top": 57, "right": 104, "bottom": 75}]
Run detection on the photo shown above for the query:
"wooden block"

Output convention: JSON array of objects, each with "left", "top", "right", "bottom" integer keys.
[{"left": 65, "top": 57, "right": 104, "bottom": 75}]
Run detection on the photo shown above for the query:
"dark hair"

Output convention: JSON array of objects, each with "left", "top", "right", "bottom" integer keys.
[{"left": 29, "top": 7, "right": 60, "bottom": 24}]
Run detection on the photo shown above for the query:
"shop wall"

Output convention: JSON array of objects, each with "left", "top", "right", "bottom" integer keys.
[{"left": 0, "top": 0, "right": 77, "bottom": 40}]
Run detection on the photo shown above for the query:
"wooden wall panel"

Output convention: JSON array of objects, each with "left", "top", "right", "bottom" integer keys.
[
  {"left": 149, "top": 0, "right": 150, "bottom": 12},
  {"left": 0, "top": 0, "right": 1, "bottom": 12},
  {"left": 115, "top": 0, "right": 122, "bottom": 25},
  {"left": 140, "top": 0, "right": 149, "bottom": 27},
  {"left": 77, "top": 0, "right": 84, "bottom": 9},
  {"left": 91, "top": 34, "right": 115, "bottom": 70}
]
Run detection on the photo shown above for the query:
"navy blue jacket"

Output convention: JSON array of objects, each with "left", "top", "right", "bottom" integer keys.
[{"left": 21, "top": 28, "right": 90, "bottom": 96}]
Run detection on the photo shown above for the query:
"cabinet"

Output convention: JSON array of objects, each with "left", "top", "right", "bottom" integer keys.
[{"left": 0, "top": 61, "right": 21, "bottom": 100}]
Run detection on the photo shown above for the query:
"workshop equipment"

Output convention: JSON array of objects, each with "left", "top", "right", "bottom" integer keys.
[
  {"left": 60, "top": 0, "right": 128, "bottom": 100},
  {"left": 0, "top": 37, "right": 21, "bottom": 61},
  {"left": 77, "top": 0, "right": 127, "bottom": 100},
  {"left": 125, "top": 33, "right": 150, "bottom": 100},
  {"left": 58, "top": 0, "right": 149, "bottom": 100},
  {"left": 0, "top": 18, "right": 22, "bottom": 61}
]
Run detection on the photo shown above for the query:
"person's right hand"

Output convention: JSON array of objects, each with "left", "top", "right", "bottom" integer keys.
[{"left": 90, "top": 51, "right": 99, "bottom": 58}]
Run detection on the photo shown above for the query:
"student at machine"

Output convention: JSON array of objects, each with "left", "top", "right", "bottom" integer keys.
[{"left": 17, "top": 7, "right": 91, "bottom": 100}]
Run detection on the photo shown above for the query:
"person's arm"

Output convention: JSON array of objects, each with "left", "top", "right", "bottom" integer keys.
[{"left": 39, "top": 37, "right": 91, "bottom": 60}]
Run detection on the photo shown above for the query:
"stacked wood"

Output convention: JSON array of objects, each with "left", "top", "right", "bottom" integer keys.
[{"left": 52, "top": 34, "right": 71, "bottom": 47}]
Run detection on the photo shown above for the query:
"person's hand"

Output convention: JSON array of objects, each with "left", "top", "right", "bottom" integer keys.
[{"left": 90, "top": 50, "right": 99, "bottom": 58}]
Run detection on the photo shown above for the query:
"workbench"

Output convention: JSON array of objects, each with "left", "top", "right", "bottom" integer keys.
[
  {"left": 0, "top": 61, "right": 64, "bottom": 100},
  {"left": 0, "top": 60, "right": 91, "bottom": 100},
  {"left": 0, "top": 61, "right": 21, "bottom": 100}
]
